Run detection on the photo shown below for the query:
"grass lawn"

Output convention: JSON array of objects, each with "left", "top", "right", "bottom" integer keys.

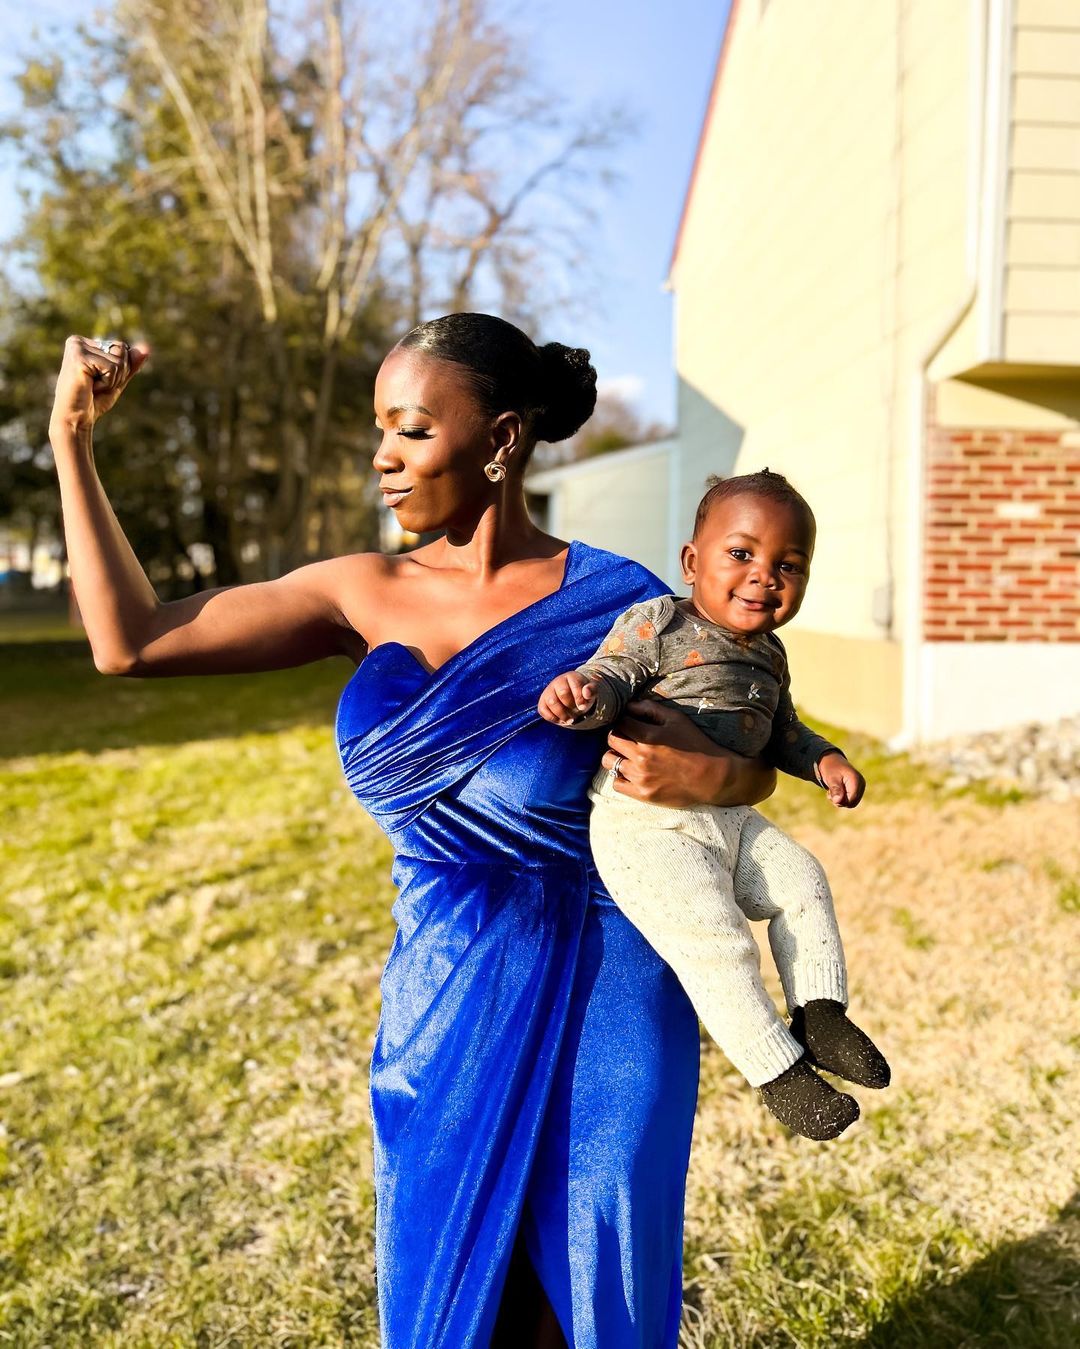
[{"left": 1, "top": 616, "right": 1078, "bottom": 1346}]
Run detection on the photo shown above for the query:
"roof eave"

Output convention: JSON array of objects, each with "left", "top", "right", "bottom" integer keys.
[{"left": 666, "top": 0, "right": 742, "bottom": 283}]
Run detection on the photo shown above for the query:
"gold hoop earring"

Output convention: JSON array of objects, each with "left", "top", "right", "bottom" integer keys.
[{"left": 484, "top": 461, "right": 507, "bottom": 483}]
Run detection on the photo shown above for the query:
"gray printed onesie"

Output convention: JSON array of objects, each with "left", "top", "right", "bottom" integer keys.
[
  {"left": 573, "top": 594, "right": 851, "bottom": 1087},
  {"left": 572, "top": 594, "right": 841, "bottom": 779}
]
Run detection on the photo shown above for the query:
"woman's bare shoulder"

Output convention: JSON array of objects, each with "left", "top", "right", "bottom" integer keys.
[
  {"left": 312, "top": 549, "right": 421, "bottom": 638},
  {"left": 316, "top": 550, "right": 397, "bottom": 584},
  {"left": 319, "top": 548, "right": 439, "bottom": 583}
]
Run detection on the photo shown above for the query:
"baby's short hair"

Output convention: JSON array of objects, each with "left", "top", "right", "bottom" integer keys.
[{"left": 693, "top": 468, "right": 817, "bottom": 546}]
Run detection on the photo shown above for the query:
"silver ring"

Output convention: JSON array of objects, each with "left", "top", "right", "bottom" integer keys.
[
  {"left": 610, "top": 753, "right": 625, "bottom": 781},
  {"left": 95, "top": 337, "right": 121, "bottom": 354}
]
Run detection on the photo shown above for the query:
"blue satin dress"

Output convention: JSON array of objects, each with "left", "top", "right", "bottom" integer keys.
[{"left": 336, "top": 540, "right": 700, "bottom": 1348}]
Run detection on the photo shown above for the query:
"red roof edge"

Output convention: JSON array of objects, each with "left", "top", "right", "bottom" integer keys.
[{"left": 667, "top": 0, "right": 741, "bottom": 282}]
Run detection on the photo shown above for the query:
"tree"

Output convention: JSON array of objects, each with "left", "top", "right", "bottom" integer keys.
[
  {"left": 1, "top": 0, "right": 627, "bottom": 581},
  {"left": 534, "top": 384, "right": 671, "bottom": 469},
  {"left": 0, "top": 31, "right": 378, "bottom": 589}
]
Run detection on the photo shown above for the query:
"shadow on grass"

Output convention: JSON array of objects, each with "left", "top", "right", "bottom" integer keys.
[
  {"left": 1, "top": 638, "right": 354, "bottom": 758},
  {"left": 860, "top": 1193, "right": 1080, "bottom": 1349}
]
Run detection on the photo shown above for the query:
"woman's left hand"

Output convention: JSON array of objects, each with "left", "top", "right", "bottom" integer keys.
[{"left": 601, "top": 699, "right": 777, "bottom": 808}]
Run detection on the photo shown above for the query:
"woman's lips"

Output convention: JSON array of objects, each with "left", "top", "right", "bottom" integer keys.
[{"left": 381, "top": 486, "right": 412, "bottom": 508}]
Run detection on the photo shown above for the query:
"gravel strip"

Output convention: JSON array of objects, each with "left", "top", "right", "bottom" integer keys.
[{"left": 914, "top": 715, "right": 1080, "bottom": 800}]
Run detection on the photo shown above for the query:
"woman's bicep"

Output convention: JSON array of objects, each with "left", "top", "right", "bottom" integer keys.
[{"left": 120, "top": 555, "right": 374, "bottom": 676}]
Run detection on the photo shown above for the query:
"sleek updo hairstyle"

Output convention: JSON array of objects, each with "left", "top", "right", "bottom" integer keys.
[
  {"left": 693, "top": 468, "right": 817, "bottom": 548},
  {"left": 396, "top": 312, "right": 597, "bottom": 445}
]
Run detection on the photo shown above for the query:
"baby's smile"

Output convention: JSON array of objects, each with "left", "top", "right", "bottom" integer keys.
[{"left": 682, "top": 494, "right": 814, "bottom": 636}]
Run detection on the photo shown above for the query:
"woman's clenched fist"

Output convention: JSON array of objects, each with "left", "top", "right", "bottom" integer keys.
[{"left": 49, "top": 335, "right": 149, "bottom": 437}]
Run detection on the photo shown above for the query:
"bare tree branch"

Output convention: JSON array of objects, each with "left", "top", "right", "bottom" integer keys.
[{"left": 102, "top": 0, "right": 630, "bottom": 566}]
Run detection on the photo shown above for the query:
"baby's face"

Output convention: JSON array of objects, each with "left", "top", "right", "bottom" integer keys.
[{"left": 680, "top": 494, "right": 813, "bottom": 635}]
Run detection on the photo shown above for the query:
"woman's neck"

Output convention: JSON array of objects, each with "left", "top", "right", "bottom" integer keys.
[{"left": 438, "top": 493, "right": 564, "bottom": 579}]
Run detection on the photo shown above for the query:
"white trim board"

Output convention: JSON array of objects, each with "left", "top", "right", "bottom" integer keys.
[{"left": 917, "top": 639, "right": 1080, "bottom": 741}]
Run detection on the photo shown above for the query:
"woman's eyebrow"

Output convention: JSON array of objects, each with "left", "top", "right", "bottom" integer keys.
[{"left": 387, "top": 403, "right": 433, "bottom": 417}]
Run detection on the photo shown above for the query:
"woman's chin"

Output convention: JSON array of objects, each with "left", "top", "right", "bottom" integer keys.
[{"left": 392, "top": 505, "right": 433, "bottom": 534}]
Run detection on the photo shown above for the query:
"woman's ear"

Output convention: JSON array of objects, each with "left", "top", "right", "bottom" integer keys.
[
  {"left": 490, "top": 411, "right": 523, "bottom": 469},
  {"left": 680, "top": 541, "right": 697, "bottom": 586}
]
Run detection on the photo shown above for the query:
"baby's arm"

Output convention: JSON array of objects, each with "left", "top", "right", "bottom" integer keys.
[
  {"left": 765, "top": 664, "right": 866, "bottom": 808},
  {"left": 538, "top": 670, "right": 604, "bottom": 726},
  {"left": 537, "top": 597, "right": 669, "bottom": 730},
  {"left": 816, "top": 752, "right": 866, "bottom": 808}
]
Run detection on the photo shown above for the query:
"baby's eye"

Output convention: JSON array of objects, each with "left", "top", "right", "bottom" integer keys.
[
  {"left": 729, "top": 548, "right": 751, "bottom": 561},
  {"left": 780, "top": 561, "right": 804, "bottom": 574}
]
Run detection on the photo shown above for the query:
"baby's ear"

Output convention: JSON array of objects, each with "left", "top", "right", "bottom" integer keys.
[{"left": 680, "top": 541, "right": 697, "bottom": 585}]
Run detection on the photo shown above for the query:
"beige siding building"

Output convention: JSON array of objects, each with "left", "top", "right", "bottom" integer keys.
[
  {"left": 667, "top": 0, "right": 1080, "bottom": 742},
  {"left": 527, "top": 439, "right": 681, "bottom": 586}
]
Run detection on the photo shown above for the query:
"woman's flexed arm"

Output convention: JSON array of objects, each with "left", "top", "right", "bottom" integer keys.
[{"left": 48, "top": 336, "right": 366, "bottom": 676}]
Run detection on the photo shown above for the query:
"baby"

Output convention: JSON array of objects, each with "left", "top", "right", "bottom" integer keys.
[{"left": 538, "top": 469, "right": 889, "bottom": 1139}]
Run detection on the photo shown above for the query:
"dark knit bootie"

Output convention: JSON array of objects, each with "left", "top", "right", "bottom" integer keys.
[
  {"left": 790, "top": 999, "right": 891, "bottom": 1089},
  {"left": 758, "top": 1057, "right": 860, "bottom": 1140}
]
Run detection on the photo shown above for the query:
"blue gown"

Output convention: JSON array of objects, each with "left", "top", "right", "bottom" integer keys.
[{"left": 336, "top": 540, "right": 700, "bottom": 1348}]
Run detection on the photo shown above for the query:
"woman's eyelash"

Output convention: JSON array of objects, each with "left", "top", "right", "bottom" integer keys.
[{"left": 398, "top": 428, "right": 432, "bottom": 439}]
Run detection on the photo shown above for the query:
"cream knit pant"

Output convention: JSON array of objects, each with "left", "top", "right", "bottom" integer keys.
[{"left": 588, "top": 768, "right": 848, "bottom": 1087}]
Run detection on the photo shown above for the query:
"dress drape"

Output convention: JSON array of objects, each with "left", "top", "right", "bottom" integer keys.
[{"left": 336, "top": 540, "right": 700, "bottom": 1348}]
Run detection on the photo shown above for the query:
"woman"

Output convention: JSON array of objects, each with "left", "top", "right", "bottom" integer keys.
[{"left": 49, "top": 315, "right": 776, "bottom": 1347}]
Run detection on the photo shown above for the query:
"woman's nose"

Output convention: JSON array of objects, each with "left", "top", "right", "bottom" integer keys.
[{"left": 372, "top": 433, "right": 402, "bottom": 474}]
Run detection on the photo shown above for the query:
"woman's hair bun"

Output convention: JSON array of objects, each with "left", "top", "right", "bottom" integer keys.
[{"left": 534, "top": 342, "right": 597, "bottom": 443}]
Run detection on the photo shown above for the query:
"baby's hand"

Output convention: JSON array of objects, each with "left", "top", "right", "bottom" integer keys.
[
  {"left": 817, "top": 752, "right": 866, "bottom": 808},
  {"left": 538, "top": 672, "right": 597, "bottom": 726}
]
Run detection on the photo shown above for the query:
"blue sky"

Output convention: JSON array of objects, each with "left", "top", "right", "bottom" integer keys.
[
  {"left": 0, "top": 0, "right": 731, "bottom": 425},
  {"left": 527, "top": 1, "right": 731, "bottom": 424}
]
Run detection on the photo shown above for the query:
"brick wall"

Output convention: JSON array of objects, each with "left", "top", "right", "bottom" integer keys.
[{"left": 924, "top": 423, "right": 1080, "bottom": 641}]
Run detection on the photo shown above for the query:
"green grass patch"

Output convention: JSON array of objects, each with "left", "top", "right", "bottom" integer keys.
[
  {"left": 1, "top": 621, "right": 393, "bottom": 1343},
  {"left": 758, "top": 714, "right": 1030, "bottom": 838},
  {"left": 1041, "top": 859, "right": 1080, "bottom": 915},
  {"left": 966, "top": 783, "right": 1028, "bottom": 809},
  {"left": 1, "top": 628, "right": 351, "bottom": 759},
  {"left": 2, "top": 624, "right": 1072, "bottom": 1345},
  {"left": 858, "top": 1193, "right": 1080, "bottom": 1349},
  {"left": 1056, "top": 881, "right": 1080, "bottom": 915},
  {"left": 682, "top": 1163, "right": 1080, "bottom": 1348},
  {"left": 1, "top": 723, "right": 393, "bottom": 1345},
  {"left": 0, "top": 608, "right": 87, "bottom": 644},
  {"left": 889, "top": 906, "right": 936, "bottom": 951},
  {"left": 759, "top": 717, "right": 944, "bottom": 835}
]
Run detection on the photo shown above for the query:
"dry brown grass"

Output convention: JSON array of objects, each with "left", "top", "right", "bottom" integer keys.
[{"left": 681, "top": 794, "right": 1080, "bottom": 1346}]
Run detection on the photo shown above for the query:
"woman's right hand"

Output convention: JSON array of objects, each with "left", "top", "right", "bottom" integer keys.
[
  {"left": 602, "top": 699, "right": 777, "bottom": 808},
  {"left": 50, "top": 336, "right": 150, "bottom": 438}
]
